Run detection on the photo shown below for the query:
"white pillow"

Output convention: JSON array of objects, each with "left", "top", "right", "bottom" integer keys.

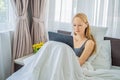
[
  {"left": 91, "top": 40, "right": 111, "bottom": 70},
  {"left": 90, "top": 26, "right": 108, "bottom": 41}
]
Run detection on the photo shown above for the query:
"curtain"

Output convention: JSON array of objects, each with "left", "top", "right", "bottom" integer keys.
[
  {"left": 76, "top": 0, "right": 120, "bottom": 38},
  {"left": 31, "top": 0, "right": 47, "bottom": 44},
  {"left": 0, "top": 31, "right": 12, "bottom": 80},
  {"left": 106, "top": 0, "right": 120, "bottom": 38},
  {"left": 47, "top": 0, "right": 120, "bottom": 38},
  {"left": 11, "top": 0, "right": 32, "bottom": 71}
]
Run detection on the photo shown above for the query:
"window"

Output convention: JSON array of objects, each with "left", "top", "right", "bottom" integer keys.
[
  {"left": 0, "top": 0, "right": 14, "bottom": 31},
  {"left": 47, "top": 0, "right": 109, "bottom": 32},
  {"left": 48, "top": 0, "right": 77, "bottom": 31},
  {"left": 0, "top": 0, "right": 8, "bottom": 23},
  {"left": 93, "top": 0, "right": 109, "bottom": 27},
  {"left": 55, "top": 0, "right": 73, "bottom": 23}
]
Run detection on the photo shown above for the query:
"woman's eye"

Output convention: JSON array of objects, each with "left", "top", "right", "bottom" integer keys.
[
  {"left": 78, "top": 25, "right": 82, "bottom": 26},
  {"left": 73, "top": 24, "right": 82, "bottom": 27},
  {"left": 73, "top": 25, "right": 76, "bottom": 26}
]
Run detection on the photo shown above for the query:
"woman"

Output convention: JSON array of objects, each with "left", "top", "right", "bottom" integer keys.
[
  {"left": 73, "top": 13, "right": 96, "bottom": 66},
  {"left": 7, "top": 13, "right": 96, "bottom": 80}
]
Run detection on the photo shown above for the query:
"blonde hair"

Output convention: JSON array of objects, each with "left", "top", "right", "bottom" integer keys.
[{"left": 73, "top": 13, "right": 96, "bottom": 53}]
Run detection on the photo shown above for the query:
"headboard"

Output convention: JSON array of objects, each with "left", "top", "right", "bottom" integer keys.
[
  {"left": 56, "top": 30, "right": 120, "bottom": 67},
  {"left": 104, "top": 37, "right": 120, "bottom": 66},
  {"left": 57, "top": 30, "right": 71, "bottom": 35}
]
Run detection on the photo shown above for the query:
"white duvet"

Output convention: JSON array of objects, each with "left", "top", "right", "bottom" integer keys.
[{"left": 7, "top": 41, "right": 120, "bottom": 80}]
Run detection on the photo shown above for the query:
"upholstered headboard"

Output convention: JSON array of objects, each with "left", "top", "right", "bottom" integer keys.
[
  {"left": 104, "top": 37, "right": 120, "bottom": 66},
  {"left": 56, "top": 30, "right": 120, "bottom": 67},
  {"left": 57, "top": 30, "right": 71, "bottom": 35}
]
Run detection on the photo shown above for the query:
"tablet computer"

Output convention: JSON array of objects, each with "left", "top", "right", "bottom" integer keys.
[{"left": 48, "top": 31, "right": 73, "bottom": 49}]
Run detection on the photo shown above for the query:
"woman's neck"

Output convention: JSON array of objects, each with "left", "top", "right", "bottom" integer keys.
[
  {"left": 75, "top": 35, "right": 86, "bottom": 41},
  {"left": 75, "top": 33, "right": 86, "bottom": 41}
]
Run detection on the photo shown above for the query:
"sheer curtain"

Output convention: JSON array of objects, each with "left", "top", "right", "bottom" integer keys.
[
  {"left": 76, "top": 0, "right": 120, "bottom": 38},
  {"left": 48, "top": 0, "right": 120, "bottom": 38},
  {"left": 47, "top": 0, "right": 77, "bottom": 32},
  {"left": 0, "top": 31, "right": 13, "bottom": 80},
  {"left": 0, "top": 0, "right": 14, "bottom": 80},
  {"left": 106, "top": 0, "right": 120, "bottom": 38}
]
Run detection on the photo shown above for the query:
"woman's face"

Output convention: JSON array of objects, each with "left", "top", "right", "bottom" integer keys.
[{"left": 73, "top": 17, "right": 87, "bottom": 35}]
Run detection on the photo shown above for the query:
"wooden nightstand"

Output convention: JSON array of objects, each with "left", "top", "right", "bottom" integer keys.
[{"left": 14, "top": 54, "right": 34, "bottom": 72}]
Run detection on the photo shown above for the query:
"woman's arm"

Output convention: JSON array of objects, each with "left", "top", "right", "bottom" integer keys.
[{"left": 78, "top": 40, "right": 95, "bottom": 66}]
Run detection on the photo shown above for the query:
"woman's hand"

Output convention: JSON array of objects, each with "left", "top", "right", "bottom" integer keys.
[{"left": 73, "top": 33, "right": 80, "bottom": 41}]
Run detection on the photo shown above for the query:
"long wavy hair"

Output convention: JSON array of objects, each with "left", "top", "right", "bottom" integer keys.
[{"left": 73, "top": 13, "right": 96, "bottom": 53}]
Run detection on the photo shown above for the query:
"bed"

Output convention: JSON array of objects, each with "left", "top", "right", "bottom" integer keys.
[
  {"left": 11, "top": 32, "right": 120, "bottom": 80},
  {"left": 14, "top": 30, "right": 120, "bottom": 71}
]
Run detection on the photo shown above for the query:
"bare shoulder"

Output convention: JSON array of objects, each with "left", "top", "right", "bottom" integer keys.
[{"left": 85, "top": 40, "right": 95, "bottom": 47}]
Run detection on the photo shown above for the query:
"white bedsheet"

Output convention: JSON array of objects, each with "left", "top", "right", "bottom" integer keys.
[{"left": 7, "top": 41, "right": 120, "bottom": 80}]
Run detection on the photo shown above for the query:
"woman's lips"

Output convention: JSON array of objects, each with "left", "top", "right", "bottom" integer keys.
[{"left": 75, "top": 31, "right": 80, "bottom": 32}]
